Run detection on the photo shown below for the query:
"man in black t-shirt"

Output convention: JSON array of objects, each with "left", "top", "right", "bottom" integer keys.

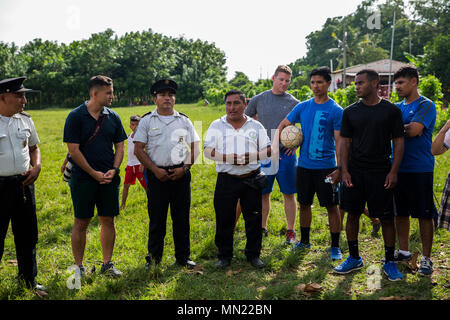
[{"left": 333, "top": 69, "right": 405, "bottom": 282}]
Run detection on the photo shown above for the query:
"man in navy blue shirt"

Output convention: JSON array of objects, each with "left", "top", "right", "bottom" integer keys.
[
  {"left": 63, "top": 75, "right": 127, "bottom": 278},
  {"left": 393, "top": 66, "right": 437, "bottom": 276}
]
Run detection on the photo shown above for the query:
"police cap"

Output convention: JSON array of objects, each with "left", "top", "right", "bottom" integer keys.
[
  {"left": 0, "top": 77, "right": 35, "bottom": 94},
  {"left": 150, "top": 79, "right": 178, "bottom": 96}
]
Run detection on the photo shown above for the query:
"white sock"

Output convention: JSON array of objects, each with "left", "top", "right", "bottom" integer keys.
[{"left": 398, "top": 249, "right": 411, "bottom": 256}]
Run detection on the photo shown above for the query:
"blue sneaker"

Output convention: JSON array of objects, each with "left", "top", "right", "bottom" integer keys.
[
  {"left": 418, "top": 257, "right": 433, "bottom": 276},
  {"left": 293, "top": 242, "right": 311, "bottom": 251},
  {"left": 383, "top": 261, "right": 403, "bottom": 281},
  {"left": 333, "top": 256, "right": 364, "bottom": 274},
  {"left": 330, "top": 247, "right": 343, "bottom": 261}
]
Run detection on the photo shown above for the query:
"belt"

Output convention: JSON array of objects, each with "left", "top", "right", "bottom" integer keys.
[
  {"left": 157, "top": 163, "right": 184, "bottom": 171},
  {"left": 225, "top": 169, "right": 260, "bottom": 179},
  {"left": 0, "top": 174, "right": 24, "bottom": 183}
]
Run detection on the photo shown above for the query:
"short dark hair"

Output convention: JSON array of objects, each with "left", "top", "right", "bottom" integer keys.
[
  {"left": 393, "top": 66, "right": 419, "bottom": 83},
  {"left": 356, "top": 69, "right": 379, "bottom": 83},
  {"left": 88, "top": 75, "right": 113, "bottom": 92},
  {"left": 224, "top": 89, "right": 246, "bottom": 104},
  {"left": 310, "top": 67, "right": 332, "bottom": 82},
  {"left": 130, "top": 115, "right": 141, "bottom": 122}
]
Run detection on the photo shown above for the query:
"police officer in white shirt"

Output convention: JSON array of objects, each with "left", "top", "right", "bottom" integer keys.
[
  {"left": 0, "top": 77, "right": 47, "bottom": 295},
  {"left": 204, "top": 89, "right": 272, "bottom": 269},
  {"left": 134, "top": 79, "right": 201, "bottom": 269}
]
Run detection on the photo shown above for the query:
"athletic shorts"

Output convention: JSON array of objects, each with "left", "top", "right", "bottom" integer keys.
[
  {"left": 261, "top": 152, "right": 297, "bottom": 195},
  {"left": 341, "top": 168, "right": 394, "bottom": 218},
  {"left": 296, "top": 167, "right": 338, "bottom": 207},
  {"left": 69, "top": 175, "right": 120, "bottom": 219},
  {"left": 124, "top": 164, "right": 146, "bottom": 188},
  {"left": 394, "top": 172, "right": 435, "bottom": 219}
]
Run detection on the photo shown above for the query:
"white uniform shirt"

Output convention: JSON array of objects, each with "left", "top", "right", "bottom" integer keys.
[
  {"left": 134, "top": 110, "right": 200, "bottom": 167},
  {"left": 444, "top": 128, "right": 450, "bottom": 149},
  {"left": 204, "top": 115, "right": 271, "bottom": 175},
  {"left": 0, "top": 113, "right": 40, "bottom": 176},
  {"left": 127, "top": 133, "right": 141, "bottom": 166}
]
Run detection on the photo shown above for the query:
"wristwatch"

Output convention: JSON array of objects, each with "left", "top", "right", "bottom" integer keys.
[
  {"left": 113, "top": 167, "right": 120, "bottom": 174},
  {"left": 183, "top": 166, "right": 190, "bottom": 174}
]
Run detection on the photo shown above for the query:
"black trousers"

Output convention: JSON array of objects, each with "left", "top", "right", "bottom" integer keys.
[
  {"left": 146, "top": 169, "right": 191, "bottom": 262},
  {"left": 214, "top": 173, "right": 262, "bottom": 261},
  {"left": 0, "top": 176, "right": 38, "bottom": 287}
]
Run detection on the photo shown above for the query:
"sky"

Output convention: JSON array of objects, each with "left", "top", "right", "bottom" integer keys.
[{"left": 0, "top": 0, "right": 366, "bottom": 81}]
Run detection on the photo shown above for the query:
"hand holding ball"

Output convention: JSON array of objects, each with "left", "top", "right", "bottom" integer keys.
[{"left": 280, "top": 125, "right": 303, "bottom": 149}]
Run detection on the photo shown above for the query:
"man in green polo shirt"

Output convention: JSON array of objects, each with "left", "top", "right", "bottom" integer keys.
[{"left": 63, "top": 75, "right": 127, "bottom": 278}]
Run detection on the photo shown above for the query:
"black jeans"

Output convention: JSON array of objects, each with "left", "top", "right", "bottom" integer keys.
[
  {"left": 0, "top": 176, "right": 38, "bottom": 287},
  {"left": 146, "top": 169, "right": 191, "bottom": 262},
  {"left": 214, "top": 173, "right": 262, "bottom": 261}
]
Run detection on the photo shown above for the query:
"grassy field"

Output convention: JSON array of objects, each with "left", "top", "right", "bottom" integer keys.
[{"left": 0, "top": 104, "right": 449, "bottom": 301}]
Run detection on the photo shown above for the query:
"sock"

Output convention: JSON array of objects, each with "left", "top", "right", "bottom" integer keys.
[
  {"left": 385, "top": 246, "right": 395, "bottom": 262},
  {"left": 398, "top": 249, "right": 410, "bottom": 256},
  {"left": 300, "top": 227, "right": 310, "bottom": 244},
  {"left": 348, "top": 240, "right": 359, "bottom": 259},
  {"left": 331, "top": 232, "right": 340, "bottom": 248}
]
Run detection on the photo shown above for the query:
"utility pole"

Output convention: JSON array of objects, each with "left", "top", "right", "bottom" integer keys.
[
  {"left": 343, "top": 17, "right": 347, "bottom": 88},
  {"left": 388, "top": 6, "right": 397, "bottom": 98}
]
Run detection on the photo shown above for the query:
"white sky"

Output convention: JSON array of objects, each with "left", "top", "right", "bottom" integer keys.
[{"left": 1, "top": 0, "right": 366, "bottom": 81}]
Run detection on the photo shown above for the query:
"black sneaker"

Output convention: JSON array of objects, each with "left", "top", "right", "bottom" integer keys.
[
  {"left": 394, "top": 250, "right": 412, "bottom": 262},
  {"left": 100, "top": 261, "right": 122, "bottom": 278},
  {"left": 262, "top": 228, "right": 269, "bottom": 237}
]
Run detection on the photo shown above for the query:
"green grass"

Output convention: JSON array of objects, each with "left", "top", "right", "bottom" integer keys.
[{"left": 0, "top": 104, "right": 449, "bottom": 300}]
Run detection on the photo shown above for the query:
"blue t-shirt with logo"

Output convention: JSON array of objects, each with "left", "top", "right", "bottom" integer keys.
[
  {"left": 397, "top": 96, "right": 436, "bottom": 172},
  {"left": 287, "top": 98, "right": 343, "bottom": 169}
]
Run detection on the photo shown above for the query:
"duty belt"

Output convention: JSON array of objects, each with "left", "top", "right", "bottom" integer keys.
[
  {"left": 0, "top": 174, "right": 24, "bottom": 183},
  {"left": 225, "top": 168, "right": 260, "bottom": 179}
]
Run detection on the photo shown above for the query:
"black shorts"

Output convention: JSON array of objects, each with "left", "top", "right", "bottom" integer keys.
[
  {"left": 341, "top": 168, "right": 394, "bottom": 218},
  {"left": 296, "top": 167, "right": 339, "bottom": 207},
  {"left": 394, "top": 172, "right": 435, "bottom": 219}
]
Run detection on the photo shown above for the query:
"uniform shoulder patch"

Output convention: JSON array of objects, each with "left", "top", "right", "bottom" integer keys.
[
  {"left": 141, "top": 110, "right": 154, "bottom": 118},
  {"left": 19, "top": 111, "right": 31, "bottom": 117}
]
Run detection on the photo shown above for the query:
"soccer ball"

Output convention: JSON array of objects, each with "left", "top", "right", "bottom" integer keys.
[{"left": 280, "top": 125, "right": 303, "bottom": 149}]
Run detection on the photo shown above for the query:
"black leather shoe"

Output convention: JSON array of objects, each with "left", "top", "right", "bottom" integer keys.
[
  {"left": 145, "top": 255, "right": 161, "bottom": 270},
  {"left": 248, "top": 257, "right": 266, "bottom": 269},
  {"left": 216, "top": 259, "right": 231, "bottom": 269},
  {"left": 176, "top": 259, "right": 196, "bottom": 269}
]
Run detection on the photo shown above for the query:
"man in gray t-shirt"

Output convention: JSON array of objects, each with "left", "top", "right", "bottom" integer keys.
[{"left": 244, "top": 65, "right": 300, "bottom": 245}]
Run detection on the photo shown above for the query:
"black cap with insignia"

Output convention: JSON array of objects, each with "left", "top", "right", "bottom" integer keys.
[
  {"left": 0, "top": 77, "right": 36, "bottom": 94},
  {"left": 150, "top": 79, "right": 178, "bottom": 96}
]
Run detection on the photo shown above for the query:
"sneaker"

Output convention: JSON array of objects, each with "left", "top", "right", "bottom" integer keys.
[
  {"left": 418, "top": 257, "right": 433, "bottom": 276},
  {"left": 371, "top": 222, "right": 381, "bottom": 236},
  {"left": 100, "top": 261, "right": 122, "bottom": 278},
  {"left": 292, "top": 241, "right": 311, "bottom": 251},
  {"left": 330, "top": 247, "right": 343, "bottom": 261},
  {"left": 383, "top": 261, "right": 403, "bottom": 281},
  {"left": 333, "top": 256, "right": 364, "bottom": 274},
  {"left": 262, "top": 228, "right": 269, "bottom": 237},
  {"left": 394, "top": 250, "right": 412, "bottom": 262},
  {"left": 77, "top": 265, "right": 86, "bottom": 277},
  {"left": 285, "top": 229, "right": 297, "bottom": 245}
]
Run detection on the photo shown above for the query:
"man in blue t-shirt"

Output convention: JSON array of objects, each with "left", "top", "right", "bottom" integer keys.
[
  {"left": 63, "top": 75, "right": 127, "bottom": 278},
  {"left": 393, "top": 66, "right": 437, "bottom": 276},
  {"left": 277, "top": 67, "right": 344, "bottom": 260}
]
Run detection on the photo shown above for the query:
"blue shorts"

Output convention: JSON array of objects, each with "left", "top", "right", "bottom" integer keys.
[{"left": 261, "top": 152, "right": 297, "bottom": 195}]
